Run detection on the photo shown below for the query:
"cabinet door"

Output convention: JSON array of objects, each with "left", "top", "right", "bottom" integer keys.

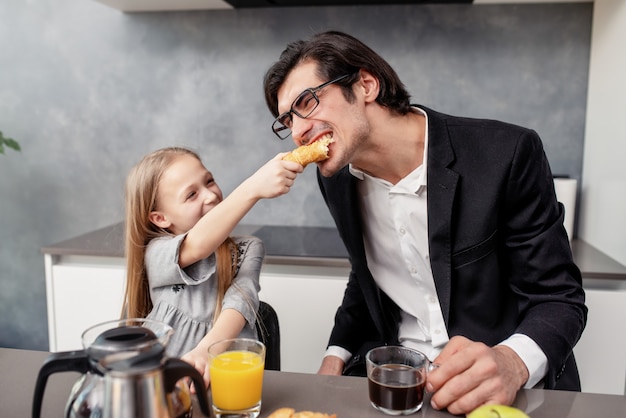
[
  {"left": 259, "top": 264, "right": 349, "bottom": 374},
  {"left": 573, "top": 286, "right": 626, "bottom": 395},
  {"left": 48, "top": 263, "right": 126, "bottom": 352}
]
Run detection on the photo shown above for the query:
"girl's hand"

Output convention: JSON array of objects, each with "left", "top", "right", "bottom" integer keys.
[
  {"left": 178, "top": 310, "right": 248, "bottom": 394},
  {"left": 181, "top": 346, "right": 211, "bottom": 394},
  {"left": 245, "top": 154, "right": 303, "bottom": 199}
]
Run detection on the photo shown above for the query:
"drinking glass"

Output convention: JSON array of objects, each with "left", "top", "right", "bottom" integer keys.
[
  {"left": 208, "top": 338, "right": 266, "bottom": 418},
  {"left": 366, "top": 346, "right": 436, "bottom": 416}
]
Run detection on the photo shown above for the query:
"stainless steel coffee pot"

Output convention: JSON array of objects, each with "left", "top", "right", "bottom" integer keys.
[{"left": 32, "top": 318, "right": 210, "bottom": 418}]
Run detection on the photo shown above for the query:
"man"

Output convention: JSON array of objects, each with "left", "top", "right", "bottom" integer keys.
[{"left": 263, "top": 31, "right": 587, "bottom": 415}]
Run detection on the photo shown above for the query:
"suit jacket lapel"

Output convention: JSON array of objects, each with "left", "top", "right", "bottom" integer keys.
[
  {"left": 419, "top": 105, "right": 458, "bottom": 327},
  {"left": 332, "top": 168, "right": 400, "bottom": 341}
]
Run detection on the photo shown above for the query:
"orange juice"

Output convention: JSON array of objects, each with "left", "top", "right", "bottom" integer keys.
[{"left": 209, "top": 350, "right": 264, "bottom": 411}]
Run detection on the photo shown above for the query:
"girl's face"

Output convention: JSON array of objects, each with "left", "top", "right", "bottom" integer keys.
[{"left": 149, "top": 153, "right": 223, "bottom": 235}]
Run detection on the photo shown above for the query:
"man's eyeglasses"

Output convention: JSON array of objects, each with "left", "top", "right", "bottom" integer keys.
[{"left": 271, "top": 74, "right": 351, "bottom": 140}]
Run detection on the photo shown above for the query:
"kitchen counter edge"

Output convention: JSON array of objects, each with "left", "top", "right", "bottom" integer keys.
[{"left": 41, "top": 222, "right": 626, "bottom": 279}]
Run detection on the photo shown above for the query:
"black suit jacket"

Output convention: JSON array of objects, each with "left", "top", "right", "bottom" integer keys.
[{"left": 317, "top": 105, "right": 587, "bottom": 390}]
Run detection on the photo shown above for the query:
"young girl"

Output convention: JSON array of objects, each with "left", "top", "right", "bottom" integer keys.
[{"left": 123, "top": 146, "right": 301, "bottom": 387}]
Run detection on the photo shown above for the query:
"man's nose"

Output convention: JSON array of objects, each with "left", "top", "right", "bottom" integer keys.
[{"left": 291, "top": 117, "right": 312, "bottom": 146}]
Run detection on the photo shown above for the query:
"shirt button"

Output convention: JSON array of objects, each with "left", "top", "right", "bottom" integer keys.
[
  {"left": 399, "top": 227, "right": 406, "bottom": 235},
  {"left": 429, "top": 296, "right": 437, "bottom": 304},
  {"left": 434, "top": 329, "right": 441, "bottom": 335}
]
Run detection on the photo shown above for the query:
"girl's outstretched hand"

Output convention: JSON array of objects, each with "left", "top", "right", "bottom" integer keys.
[{"left": 244, "top": 153, "right": 303, "bottom": 199}]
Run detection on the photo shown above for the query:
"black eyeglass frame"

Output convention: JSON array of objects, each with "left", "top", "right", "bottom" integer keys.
[{"left": 271, "top": 74, "right": 351, "bottom": 140}]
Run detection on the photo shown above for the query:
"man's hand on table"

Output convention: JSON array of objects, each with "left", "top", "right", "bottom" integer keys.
[
  {"left": 318, "top": 355, "right": 345, "bottom": 376},
  {"left": 427, "top": 336, "right": 529, "bottom": 415}
]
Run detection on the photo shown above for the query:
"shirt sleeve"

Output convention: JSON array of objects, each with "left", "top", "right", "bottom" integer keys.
[
  {"left": 499, "top": 333, "right": 548, "bottom": 388},
  {"left": 145, "top": 234, "right": 217, "bottom": 288},
  {"left": 324, "top": 345, "right": 353, "bottom": 363}
]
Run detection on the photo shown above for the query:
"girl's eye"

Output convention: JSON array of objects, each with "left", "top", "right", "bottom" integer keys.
[{"left": 186, "top": 191, "right": 197, "bottom": 200}]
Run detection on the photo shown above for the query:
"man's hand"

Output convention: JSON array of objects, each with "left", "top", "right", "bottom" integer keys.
[
  {"left": 427, "top": 336, "right": 529, "bottom": 415},
  {"left": 317, "top": 355, "right": 345, "bottom": 376}
]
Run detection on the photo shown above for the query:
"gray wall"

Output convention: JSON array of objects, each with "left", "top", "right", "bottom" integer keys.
[{"left": 0, "top": 0, "right": 592, "bottom": 350}]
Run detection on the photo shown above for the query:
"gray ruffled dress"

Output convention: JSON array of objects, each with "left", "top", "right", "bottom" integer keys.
[{"left": 145, "top": 234, "right": 263, "bottom": 357}]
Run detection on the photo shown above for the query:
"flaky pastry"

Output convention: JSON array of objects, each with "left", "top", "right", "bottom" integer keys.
[
  {"left": 282, "top": 135, "right": 333, "bottom": 167},
  {"left": 267, "top": 407, "right": 337, "bottom": 418}
]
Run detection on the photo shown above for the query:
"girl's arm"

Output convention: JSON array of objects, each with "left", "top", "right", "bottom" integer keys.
[
  {"left": 182, "top": 237, "right": 264, "bottom": 391},
  {"left": 179, "top": 155, "right": 301, "bottom": 268},
  {"left": 181, "top": 308, "right": 246, "bottom": 391}
]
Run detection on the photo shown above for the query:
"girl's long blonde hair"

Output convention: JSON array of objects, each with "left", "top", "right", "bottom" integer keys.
[{"left": 122, "top": 147, "right": 238, "bottom": 323}]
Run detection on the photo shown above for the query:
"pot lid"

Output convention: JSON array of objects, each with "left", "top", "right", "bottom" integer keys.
[{"left": 81, "top": 319, "right": 173, "bottom": 372}]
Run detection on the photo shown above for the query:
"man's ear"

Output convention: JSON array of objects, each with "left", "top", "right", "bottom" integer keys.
[
  {"left": 149, "top": 211, "right": 171, "bottom": 229},
  {"left": 358, "top": 69, "right": 380, "bottom": 104}
]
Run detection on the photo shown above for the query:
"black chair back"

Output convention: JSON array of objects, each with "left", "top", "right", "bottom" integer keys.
[{"left": 256, "top": 300, "right": 281, "bottom": 371}]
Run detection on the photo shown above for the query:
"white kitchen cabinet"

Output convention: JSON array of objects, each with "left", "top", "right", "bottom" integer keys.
[
  {"left": 258, "top": 263, "right": 350, "bottom": 374},
  {"left": 43, "top": 250, "right": 349, "bottom": 373},
  {"left": 44, "top": 254, "right": 126, "bottom": 352},
  {"left": 573, "top": 280, "right": 626, "bottom": 395}
]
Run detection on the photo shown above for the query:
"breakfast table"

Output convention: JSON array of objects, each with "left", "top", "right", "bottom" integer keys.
[{"left": 2, "top": 347, "right": 625, "bottom": 418}]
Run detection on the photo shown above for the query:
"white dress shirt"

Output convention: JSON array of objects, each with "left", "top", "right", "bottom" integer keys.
[{"left": 326, "top": 108, "right": 547, "bottom": 388}]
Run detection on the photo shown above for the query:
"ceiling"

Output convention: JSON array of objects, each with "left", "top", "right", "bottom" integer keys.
[
  {"left": 225, "top": 0, "right": 470, "bottom": 7},
  {"left": 92, "top": 0, "right": 592, "bottom": 13}
]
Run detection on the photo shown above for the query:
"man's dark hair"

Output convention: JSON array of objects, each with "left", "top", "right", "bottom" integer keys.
[{"left": 263, "top": 31, "right": 411, "bottom": 118}]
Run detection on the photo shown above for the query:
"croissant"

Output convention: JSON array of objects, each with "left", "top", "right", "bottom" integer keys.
[
  {"left": 267, "top": 407, "right": 337, "bottom": 418},
  {"left": 282, "top": 135, "right": 333, "bottom": 167}
]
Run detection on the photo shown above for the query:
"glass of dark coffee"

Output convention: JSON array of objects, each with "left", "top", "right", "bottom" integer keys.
[{"left": 366, "top": 346, "right": 435, "bottom": 415}]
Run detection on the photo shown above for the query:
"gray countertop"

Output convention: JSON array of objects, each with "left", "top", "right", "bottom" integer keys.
[
  {"left": 4, "top": 348, "right": 626, "bottom": 418},
  {"left": 42, "top": 222, "right": 626, "bottom": 280},
  {"left": 41, "top": 222, "right": 351, "bottom": 268}
]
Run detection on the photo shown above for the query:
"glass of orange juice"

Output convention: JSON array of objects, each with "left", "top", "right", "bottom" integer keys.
[{"left": 208, "top": 338, "right": 266, "bottom": 418}]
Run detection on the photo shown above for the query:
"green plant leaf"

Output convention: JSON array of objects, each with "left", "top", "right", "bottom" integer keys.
[
  {"left": 4, "top": 137, "right": 20, "bottom": 151},
  {"left": 0, "top": 130, "right": 21, "bottom": 154}
]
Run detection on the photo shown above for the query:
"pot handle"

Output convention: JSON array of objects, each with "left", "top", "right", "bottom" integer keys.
[
  {"left": 163, "top": 358, "right": 211, "bottom": 417},
  {"left": 32, "top": 350, "right": 90, "bottom": 418}
]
